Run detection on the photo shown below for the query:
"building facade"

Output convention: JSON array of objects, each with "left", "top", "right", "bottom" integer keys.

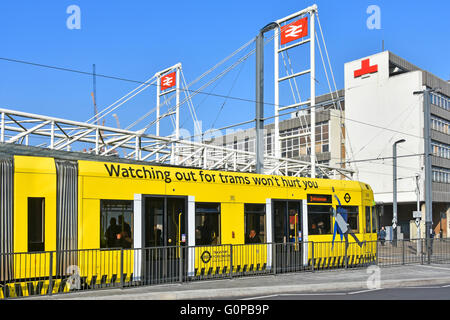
[
  {"left": 209, "top": 90, "right": 346, "bottom": 177},
  {"left": 344, "top": 51, "right": 450, "bottom": 239},
  {"left": 210, "top": 50, "right": 450, "bottom": 239}
]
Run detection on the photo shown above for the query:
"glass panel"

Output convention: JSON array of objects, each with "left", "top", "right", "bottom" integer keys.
[
  {"left": 167, "top": 198, "right": 185, "bottom": 247},
  {"left": 144, "top": 197, "right": 164, "bottom": 247},
  {"left": 28, "top": 198, "right": 45, "bottom": 252},
  {"left": 101, "top": 200, "right": 134, "bottom": 248},
  {"left": 365, "top": 206, "right": 371, "bottom": 233},
  {"left": 273, "top": 201, "right": 287, "bottom": 243},
  {"left": 288, "top": 202, "right": 301, "bottom": 243},
  {"left": 308, "top": 205, "right": 332, "bottom": 235},
  {"left": 245, "top": 204, "right": 266, "bottom": 243},
  {"left": 372, "top": 206, "right": 377, "bottom": 233},
  {"left": 195, "top": 203, "right": 220, "bottom": 245},
  {"left": 340, "top": 206, "right": 359, "bottom": 233}
]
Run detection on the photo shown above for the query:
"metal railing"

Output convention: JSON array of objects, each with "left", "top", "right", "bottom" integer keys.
[
  {"left": 1, "top": 238, "right": 449, "bottom": 299},
  {"left": 376, "top": 238, "right": 450, "bottom": 267}
]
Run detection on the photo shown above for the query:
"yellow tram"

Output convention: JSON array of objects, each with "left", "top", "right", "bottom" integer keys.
[{"left": 0, "top": 151, "right": 377, "bottom": 298}]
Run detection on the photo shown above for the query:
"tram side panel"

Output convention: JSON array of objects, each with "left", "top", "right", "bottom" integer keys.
[{"left": 13, "top": 156, "right": 57, "bottom": 279}]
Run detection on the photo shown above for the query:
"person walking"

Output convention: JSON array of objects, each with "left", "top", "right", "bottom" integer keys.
[{"left": 378, "top": 226, "right": 386, "bottom": 246}]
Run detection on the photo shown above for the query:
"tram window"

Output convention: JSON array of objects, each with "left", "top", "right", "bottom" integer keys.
[
  {"left": 100, "top": 200, "right": 133, "bottom": 249},
  {"left": 340, "top": 206, "right": 359, "bottom": 233},
  {"left": 307, "top": 205, "right": 332, "bottom": 235},
  {"left": 365, "top": 207, "right": 371, "bottom": 233},
  {"left": 372, "top": 207, "right": 377, "bottom": 233},
  {"left": 244, "top": 204, "right": 266, "bottom": 244},
  {"left": 28, "top": 198, "right": 45, "bottom": 252},
  {"left": 195, "top": 203, "right": 221, "bottom": 245}
]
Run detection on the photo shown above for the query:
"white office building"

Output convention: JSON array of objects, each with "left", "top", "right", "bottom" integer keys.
[{"left": 345, "top": 51, "right": 450, "bottom": 239}]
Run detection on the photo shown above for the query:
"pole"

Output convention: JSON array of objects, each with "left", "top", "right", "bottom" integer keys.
[
  {"left": 414, "top": 88, "right": 435, "bottom": 261},
  {"left": 93, "top": 64, "right": 98, "bottom": 125},
  {"left": 156, "top": 77, "right": 160, "bottom": 161},
  {"left": 393, "top": 139, "right": 405, "bottom": 247},
  {"left": 274, "top": 27, "right": 280, "bottom": 159},
  {"left": 255, "top": 22, "right": 277, "bottom": 174},
  {"left": 256, "top": 32, "right": 264, "bottom": 174},
  {"left": 393, "top": 142, "right": 397, "bottom": 247},
  {"left": 416, "top": 175, "right": 421, "bottom": 256},
  {"left": 310, "top": 10, "right": 316, "bottom": 178},
  {"left": 424, "top": 90, "right": 433, "bottom": 256}
]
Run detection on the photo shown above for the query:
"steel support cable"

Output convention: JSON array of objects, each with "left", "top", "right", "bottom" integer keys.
[
  {"left": 139, "top": 43, "right": 262, "bottom": 134},
  {"left": 93, "top": 78, "right": 158, "bottom": 124},
  {"left": 1, "top": 48, "right": 292, "bottom": 119},
  {"left": 200, "top": 41, "right": 255, "bottom": 134},
  {"left": 160, "top": 33, "right": 277, "bottom": 133},
  {"left": 173, "top": 34, "right": 278, "bottom": 141},
  {"left": 279, "top": 50, "right": 311, "bottom": 147},
  {"left": 285, "top": 50, "right": 303, "bottom": 102},
  {"left": 181, "top": 70, "right": 202, "bottom": 137},
  {"left": 209, "top": 58, "right": 247, "bottom": 132},
  {"left": 285, "top": 49, "right": 312, "bottom": 142},
  {"left": 315, "top": 16, "right": 347, "bottom": 151},
  {"left": 180, "top": 66, "right": 229, "bottom": 130},
  {"left": 125, "top": 67, "right": 222, "bottom": 132},
  {"left": 126, "top": 41, "right": 257, "bottom": 133},
  {"left": 279, "top": 51, "right": 308, "bottom": 134},
  {"left": 124, "top": 37, "right": 257, "bottom": 131},
  {"left": 316, "top": 13, "right": 356, "bottom": 173},
  {"left": 314, "top": 29, "right": 352, "bottom": 172}
]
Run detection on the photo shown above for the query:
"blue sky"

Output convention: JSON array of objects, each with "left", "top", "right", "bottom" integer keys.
[{"left": 0, "top": 0, "right": 449, "bottom": 138}]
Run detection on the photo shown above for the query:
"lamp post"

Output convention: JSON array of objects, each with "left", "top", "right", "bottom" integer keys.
[
  {"left": 393, "top": 139, "right": 406, "bottom": 247},
  {"left": 413, "top": 88, "right": 439, "bottom": 262}
]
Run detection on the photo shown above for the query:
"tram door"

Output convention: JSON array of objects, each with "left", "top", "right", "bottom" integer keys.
[
  {"left": 143, "top": 196, "right": 186, "bottom": 283},
  {"left": 273, "top": 200, "right": 302, "bottom": 273}
]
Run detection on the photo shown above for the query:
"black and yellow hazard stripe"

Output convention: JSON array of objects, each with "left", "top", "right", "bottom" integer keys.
[{"left": 0, "top": 273, "right": 133, "bottom": 299}]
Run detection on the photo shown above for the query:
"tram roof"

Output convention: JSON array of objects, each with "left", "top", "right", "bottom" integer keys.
[{"left": 0, "top": 143, "right": 369, "bottom": 188}]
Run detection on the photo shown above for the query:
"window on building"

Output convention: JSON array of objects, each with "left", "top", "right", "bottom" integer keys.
[
  {"left": 339, "top": 206, "right": 359, "bottom": 233},
  {"left": 100, "top": 200, "right": 134, "bottom": 249},
  {"left": 28, "top": 198, "right": 45, "bottom": 252},
  {"left": 308, "top": 205, "right": 332, "bottom": 235},
  {"left": 195, "top": 203, "right": 221, "bottom": 245},
  {"left": 244, "top": 204, "right": 266, "bottom": 244},
  {"left": 266, "top": 133, "right": 272, "bottom": 155}
]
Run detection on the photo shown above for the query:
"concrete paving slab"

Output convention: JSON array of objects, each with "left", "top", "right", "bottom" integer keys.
[{"left": 24, "top": 263, "right": 450, "bottom": 300}]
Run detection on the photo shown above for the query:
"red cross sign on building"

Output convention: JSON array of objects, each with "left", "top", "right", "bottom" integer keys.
[
  {"left": 160, "top": 72, "right": 176, "bottom": 91},
  {"left": 280, "top": 17, "right": 308, "bottom": 45},
  {"left": 354, "top": 59, "right": 378, "bottom": 78}
]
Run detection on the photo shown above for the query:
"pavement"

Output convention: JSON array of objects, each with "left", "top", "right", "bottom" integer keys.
[{"left": 25, "top": 263, "right": 450, "bottom": 300}]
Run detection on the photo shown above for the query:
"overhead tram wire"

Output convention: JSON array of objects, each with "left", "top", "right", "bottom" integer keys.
[
  {"left": 179, "top": 103, "right": 424, "bottom": 144},
  {"left": 0, "top": 50, "right": 284, "bottom": 115},
  {"left": 0, "top": 35, "right": 268, "bottom": 134},
  {"left": 355, "top": 100, "right": 420, "bottom": 159},
  {"left": 0, "top": 57, "right": 423, "bottom": 154},
  {"left": 0, "top": 50, "right": 425, "bottom": 147}
]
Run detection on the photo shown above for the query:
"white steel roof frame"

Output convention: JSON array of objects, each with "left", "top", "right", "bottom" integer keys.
[{"left": 0, "top": 108, "right": 353, "bottom": 179}]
